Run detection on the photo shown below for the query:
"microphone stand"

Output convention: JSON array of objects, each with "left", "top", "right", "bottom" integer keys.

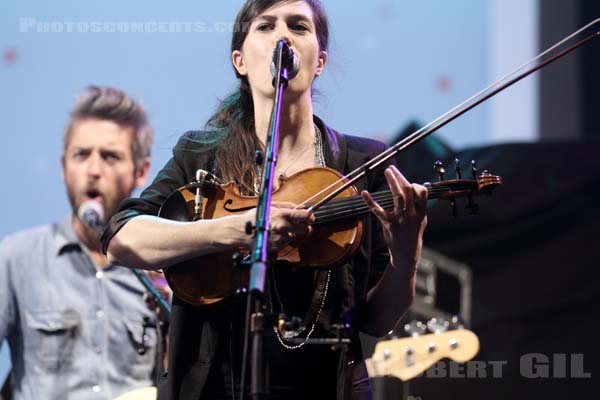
[
  {"left": 244, "top": 40, "right": 291, "bottom": 400},
  {"left": 130, "top": 269, "right": 171, "bottom": 385},
  {"left": 130, "top": 269, "right": 172, "bottom": 318}
]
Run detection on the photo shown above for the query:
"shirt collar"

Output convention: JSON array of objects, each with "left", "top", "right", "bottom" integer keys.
[{"left": 55, "top": 214, "right": 81, "bottom": 255}]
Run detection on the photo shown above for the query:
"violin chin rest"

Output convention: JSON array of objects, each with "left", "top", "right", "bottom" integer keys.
[{"left": 159, "top": 189, "right": 192, "bottom": 222}]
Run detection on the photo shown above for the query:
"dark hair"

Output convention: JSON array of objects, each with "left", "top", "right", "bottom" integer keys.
[
  {"left": 63, "top": 85, "right": 153, "bottom": 171},
  {"left": 204, "top": 0, "right": 329, "bottom": 194}
]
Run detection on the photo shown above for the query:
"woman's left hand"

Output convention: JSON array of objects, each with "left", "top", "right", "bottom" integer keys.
[{"left": 361, "top": 166, "right": 428, "bottom": 273}]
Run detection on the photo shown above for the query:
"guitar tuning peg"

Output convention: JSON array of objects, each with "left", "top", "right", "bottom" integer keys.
[
  {"left": 433, "top": 160, "right": 445, "bottom": 181},
  {"left": 385, "top": 329, "right": 399, "bottom": 339},
  {"left": 404, "top": 320, "right": 427, "bottom": 337},
  {"left": 471, "top": 160, "right": 478, "bottom": 180},
  {"left": 466, "top": 194, "right": 479, "bottom": 215},
  {"left": 454, "top": 158, "right": 462, "bottom": 180},
  {"left": 451, "top": 315, "right": 465, "bottom": 330},
  {"left": 426, "top": 317, "right": 450, "bottom": 334}
]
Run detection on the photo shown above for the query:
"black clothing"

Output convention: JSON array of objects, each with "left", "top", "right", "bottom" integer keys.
[{"left": 102, "top": 116, "right": 393, "bottom": 400}]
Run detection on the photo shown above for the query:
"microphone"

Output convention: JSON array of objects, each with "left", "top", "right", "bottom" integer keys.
[
  {"left": 77, "top": 200, "right": 105, "bottom": 234},
  {"left": 270, "top": 40, "right": 300, "bottom": 81}
]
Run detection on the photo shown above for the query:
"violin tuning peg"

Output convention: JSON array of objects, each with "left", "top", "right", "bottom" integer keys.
[
  {"left": 466, "top": 195, "right": 479, "bottom": 215},
  {"left": 479, "top": 170, "right": 494, "bottom": 195},
  {"left": 471, "top": 160, "right": 478, "bottom": 180},
  {"left": 454, "top": 158, "right": 462, "bottom": 180},
  {"left": 433, "top": 160, "right": 445, "bottom": 181}
]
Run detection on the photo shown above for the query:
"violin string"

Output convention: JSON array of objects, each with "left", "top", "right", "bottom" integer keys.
[
  {"left": 293, "top": 19, "right": 600, "bottom": 212},
  {"left": 311, "top": 184, "right": 476, "bottom": 211},
  {"left": 315, "top": 201, "right": 394, "bottom": 225},
  {"left": 311, "top": 186, "right": 478, "bottom": 223},
  {"left": 310, "top": 184, "right": 478, "bottom": 224},
  {"left": 313, "top": 189, "right": 448, "bottom": 220},
  {"left": 310, "top": 185, "right": 468, "bottom": 213}
]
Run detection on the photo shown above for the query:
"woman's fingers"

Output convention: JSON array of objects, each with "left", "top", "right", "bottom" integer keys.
[
  {"left": 386, "top": 166, "right": 413, "bottom": 216},
  {"left": 271, "top": 201, "right": 314, "bottom": 224},
  {"left": 266, "top": 204, "right": 314, "bottom": 250},
  {"left": 363, "top": 166, "right": 428, "bottom": 227},
  {"left": 361, "top": 190, "right": 389, "bottom": 222},
  {"left": 413, "top": 182, "right": 428, "bottom": 217}
]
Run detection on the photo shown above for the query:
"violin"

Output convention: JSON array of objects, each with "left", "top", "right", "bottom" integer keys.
[{"left": 158, "top": 164, "right": 501, "bottom": 306}]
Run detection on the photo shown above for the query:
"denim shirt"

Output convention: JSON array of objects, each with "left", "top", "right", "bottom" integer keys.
[{"left": 0, "top": 215, "right": 157, "bottom": 400}]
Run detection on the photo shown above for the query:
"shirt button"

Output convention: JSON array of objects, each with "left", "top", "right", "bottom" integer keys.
[
  {"left": 92, "top": 385, "right": 101, "bottom": 393},
  {"left": 96, "top": 309, "right": 104, "bottom": 318},
  {"left": 95, "top": 346, "right": 102, "bottom": 354},
  {"left": 96, "top": 271, "right": 103, "bottom": 279}
]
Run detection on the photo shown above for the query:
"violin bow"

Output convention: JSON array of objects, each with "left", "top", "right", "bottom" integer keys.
[{"left": 300, "top": 18, "right": 600, "bottom": 212}]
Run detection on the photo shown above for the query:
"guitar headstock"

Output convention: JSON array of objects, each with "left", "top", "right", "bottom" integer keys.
[
  {"left": 365, "top": 328, "right": 480, "bottom": 381},
  {"left": 425, "top": 159, "right": 502, "bottom": 216}
]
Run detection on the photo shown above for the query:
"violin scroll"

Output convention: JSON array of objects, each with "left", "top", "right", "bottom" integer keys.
[{"left": 425, "top": 159, "right": 502, "bottom": 217}]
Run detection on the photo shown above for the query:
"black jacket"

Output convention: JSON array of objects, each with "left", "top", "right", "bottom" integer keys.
[{"left": 102, "top": 116, "right": 393, "bottom": 400}]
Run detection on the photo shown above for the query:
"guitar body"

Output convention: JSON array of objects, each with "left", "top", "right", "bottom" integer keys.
[{"left": 159, "top": 167, "right": 363, "bottom": 306}]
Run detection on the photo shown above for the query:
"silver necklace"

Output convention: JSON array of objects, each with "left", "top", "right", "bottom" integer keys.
[{"left": 269, "top": 125, "right": 331, "bottom": 350}]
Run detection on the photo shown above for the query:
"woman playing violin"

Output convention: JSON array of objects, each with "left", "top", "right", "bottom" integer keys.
[{"left": 103, "top": 0, "right": 427, "bottom": 399}]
